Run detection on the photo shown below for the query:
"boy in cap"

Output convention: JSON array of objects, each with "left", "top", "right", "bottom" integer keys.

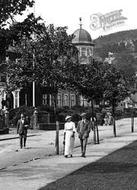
[{"left": 77, "top": 113, "right": 91, "bottom": 157}]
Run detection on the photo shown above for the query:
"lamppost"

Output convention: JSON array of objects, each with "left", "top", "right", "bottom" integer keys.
[
  {"left": 33, "top": 52, "right": 35, "bottom": 107},
  {"left": 32, "top": 4, "right": 36, "bottom": 108}
]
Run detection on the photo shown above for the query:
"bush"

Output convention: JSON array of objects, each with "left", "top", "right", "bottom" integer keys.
[{"left": 9, "top": 106, "right": 34, "bottom": 126}]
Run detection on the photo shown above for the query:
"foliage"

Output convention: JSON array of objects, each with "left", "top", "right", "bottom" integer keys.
[
  {"left": 9, "top": 105, "right": 34, "bottom": 126},
  {"left": 113, "top": 53, "right": 136, "bottom": 82},
  {"left": 0, "top": 0, "right": 34, "bottom": 26},
  {"left": 66, "top": 59, "right": 106, "bottom": 105},
  {"left": 94, "top": 30, "right": 137, "bottom": 87},
  {"left": 6, "top": 24, "right": 78, "bottom": 96},
  {"left": 0, "top": 0, "right": 43, "bottom": 60},
  {"left": 103, "top": 63, "right": 128, "bottom": 112}
]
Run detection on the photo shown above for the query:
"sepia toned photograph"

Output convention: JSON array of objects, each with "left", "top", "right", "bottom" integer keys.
[{"left": 0, "top": 0, "right": 137, "bottom": 189}]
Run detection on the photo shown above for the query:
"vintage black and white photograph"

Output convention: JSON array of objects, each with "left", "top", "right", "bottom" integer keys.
[{"left": 0, "top": 0, "right": 137, "bottom": 189}]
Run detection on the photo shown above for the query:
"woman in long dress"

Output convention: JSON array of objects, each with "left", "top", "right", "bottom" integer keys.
[{"left": 64, "top": 115, "right": 76, "bottom": 158}]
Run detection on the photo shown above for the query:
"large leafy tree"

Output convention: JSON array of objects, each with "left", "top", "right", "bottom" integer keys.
[
  {"left": 103, "top": 63, "right": 128, "bottom": 136},
  {"left": 6, "top": 24, "right": 78, "bottom": 108},
  {"left": 62, "top": 59, "right": 108, "bottom": 144},
  {"left": 67, "top": 57, "right": 128, "bottom": 137},
  {"left": 66, "top": 58, "right": 106, "bottom": 107},
  {"left": 0, "top": 0, "right": 43, "bottom": 60}
]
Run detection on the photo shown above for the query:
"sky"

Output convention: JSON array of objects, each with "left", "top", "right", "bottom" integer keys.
[{"left": 31, "top": 0, "right": 137, "bottom": 39}]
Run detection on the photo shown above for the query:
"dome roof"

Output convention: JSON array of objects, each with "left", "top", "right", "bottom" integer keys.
[{"left": 72, "top": 28, "right": 93, "bottom": 46}]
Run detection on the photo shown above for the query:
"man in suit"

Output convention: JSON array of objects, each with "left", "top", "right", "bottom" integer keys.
[
  {"left": 77, "top": 113, "right": 91, "bottom": 157},
  {"left": 17, "top": 113, "right": 28, "bottom": 149}
]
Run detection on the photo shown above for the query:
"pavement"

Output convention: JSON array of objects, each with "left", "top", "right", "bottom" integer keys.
[
  {"left": 0, "top": 128, "right": 41, "bottom": 141},
  {"left": 40, "top": 136, "right": 137, "bottom": 190},
  {"left": 0, "top": 118, "right": 137, "bottom": 190}
]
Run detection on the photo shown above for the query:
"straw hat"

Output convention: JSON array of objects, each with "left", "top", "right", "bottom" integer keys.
[
  {"left": 80, "top": 113, "right": 86, "bottom": 117},
  {"left": 65, "top": 115, "right": 72, "bottom": 121}
]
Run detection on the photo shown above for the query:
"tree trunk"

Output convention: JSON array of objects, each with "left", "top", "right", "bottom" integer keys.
[
  {"left": 91, "top": 99, "right": 100, "bottom": 144},
  {"left": 112, "top": 103, "right": 116, "bottom": 137},
  {"left": 53, "top": 93, "right": 60, "bottom": 155},
  {"left": 131, "top": 107, "right": 134, "bottom": 133},
  {"left": 91, "top": 99, "right": 96, "bottom": 144},
  {"left": 93, "top": 125, "right": 96, "bottom": 144},
  {"left": 55, "top": 121, "right": 59, "bottom": 155}
]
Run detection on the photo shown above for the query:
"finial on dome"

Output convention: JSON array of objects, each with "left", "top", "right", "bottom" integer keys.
[{"left": 79, "top": 17, "right": 82, "bottom": 29}]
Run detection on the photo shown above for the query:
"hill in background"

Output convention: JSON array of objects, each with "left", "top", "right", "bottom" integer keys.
[
  {"left": 93, "top": 29, "right": 137, "bottom": 60},
  {"left": 94, "top": 29, "right": 137, "bottom": 49},
  {"left": 93, "top": 29, "right": 137, "bottom": 85}
]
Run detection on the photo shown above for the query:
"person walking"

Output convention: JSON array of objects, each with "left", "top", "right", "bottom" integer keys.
[
  {"left": 64, "top": 115, "right": 76, "bottom": 158},
  {"left": 17, "top": 113, "right": 28, "bottom": 149},
  {"left": 77, "top": 113, "right": 91, "bottom": 157}
]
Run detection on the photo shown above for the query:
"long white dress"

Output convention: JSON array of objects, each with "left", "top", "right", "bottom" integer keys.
[{"left": 64, "top": 121, "right": 76, "bottom": 156}]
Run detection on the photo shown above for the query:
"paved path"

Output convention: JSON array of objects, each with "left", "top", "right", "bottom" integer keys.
[
  {"left": 0, "top": 118, "right": 137, "bottom": 190},
  {"left": 40, "top": 135, "right": 137, "bottom": 190},
  {"left": 0, "top": 117, "right": 135, "bottom": 169}
]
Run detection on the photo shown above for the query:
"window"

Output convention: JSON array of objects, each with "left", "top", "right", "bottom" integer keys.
[
  {"left": 71, "top": 94, "right": 75, "bottom": 107},
  {"left": 87, "top": 48, "right": 93, "bottom": 56},
  {"left": 64, "top": 94, "right": 69, "bottom": 106},
  {"left": 80, "top": 96, "right": 88, "bottom": 107},
  {"left": 42, "top": 94, "right": 47, "bottom": 105},
  {"left": 57, "top": 94, "right": 62, "bottom": 107},
  {"left": 81, "top": 47, "right": 87, "bottom": 57}
]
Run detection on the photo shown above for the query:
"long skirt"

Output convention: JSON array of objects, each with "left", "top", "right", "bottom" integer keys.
[{"left": 64, "top": 131, "right": 74, "bottom": 156}]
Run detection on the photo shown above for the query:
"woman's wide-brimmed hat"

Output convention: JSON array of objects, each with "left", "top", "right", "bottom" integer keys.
[
  {"left": 80, "top": 113, "right": 86, "bottom": 117},
  {"left": 65, "top": 115, "right": 72, "bottom": 121}
]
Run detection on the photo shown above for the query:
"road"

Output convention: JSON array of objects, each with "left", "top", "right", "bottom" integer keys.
[
  {"left": 0, "top": 118, "right": 135, "bottom": 170},
  {"left": 0, "top": 129, "right": 82, "bottom": 169}
]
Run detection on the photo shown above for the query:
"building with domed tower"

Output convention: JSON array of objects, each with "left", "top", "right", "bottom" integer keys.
[
  {"left": 72, "top": 18, "right": 94, "bottom": 65},
  {"left": 57, "top": 18, "right": 95, "bottom": 107}
]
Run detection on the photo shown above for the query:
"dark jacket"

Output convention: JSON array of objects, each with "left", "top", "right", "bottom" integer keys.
[
  {"left": 17, "top": 119, "right": 28, "bottom": 136},
  {"left": 77, "top": 120, "right": 91, "bottom": 139}
]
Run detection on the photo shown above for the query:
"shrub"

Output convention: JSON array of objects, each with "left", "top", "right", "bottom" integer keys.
[{"left": 9, "top": 106, "right": 34, "bottom": 126}]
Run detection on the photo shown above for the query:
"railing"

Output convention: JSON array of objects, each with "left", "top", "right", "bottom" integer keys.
[{"left": 38, "top": 122, "right": 65, "bottom": 130}]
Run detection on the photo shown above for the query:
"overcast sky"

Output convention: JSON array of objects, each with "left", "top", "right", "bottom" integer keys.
[{"left": 32, "top": 0, "right": 137, "bottom": 39}]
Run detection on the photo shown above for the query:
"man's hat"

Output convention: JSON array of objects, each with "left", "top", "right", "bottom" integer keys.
[
  {"left": 65, "top": 115, "right": 72, "bottom": 121},
  {"left": 80, "top": 113, "right": 86, "bottom": 117}
]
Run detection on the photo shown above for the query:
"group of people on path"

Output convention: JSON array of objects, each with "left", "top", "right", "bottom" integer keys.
[
  {"left": 103, "top": 112, "right": 113, "bottom": 126},
  {"left": 63, "top": 113, "right": 93, "bottom": 158}
]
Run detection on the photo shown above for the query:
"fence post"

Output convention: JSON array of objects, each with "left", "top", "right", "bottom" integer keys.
[
  {"left": 96, "top": 125, "right": 100, "bottom": 144},
  {"left": 4, "top": 108, "right": 9, "bottom": 133},
  {"left": 93, "top": 125, "right": 96, "bottom": 144},
  {"left": 131, "top": 106, "right": 134, "bottom": 133},
  {"left": 55, "top": 121, "right": 59, "bottom": 155}
]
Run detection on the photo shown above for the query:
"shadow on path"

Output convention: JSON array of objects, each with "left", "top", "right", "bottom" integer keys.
[{"left": 39, "top": 140, "right": 137, "bottom": 190}]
